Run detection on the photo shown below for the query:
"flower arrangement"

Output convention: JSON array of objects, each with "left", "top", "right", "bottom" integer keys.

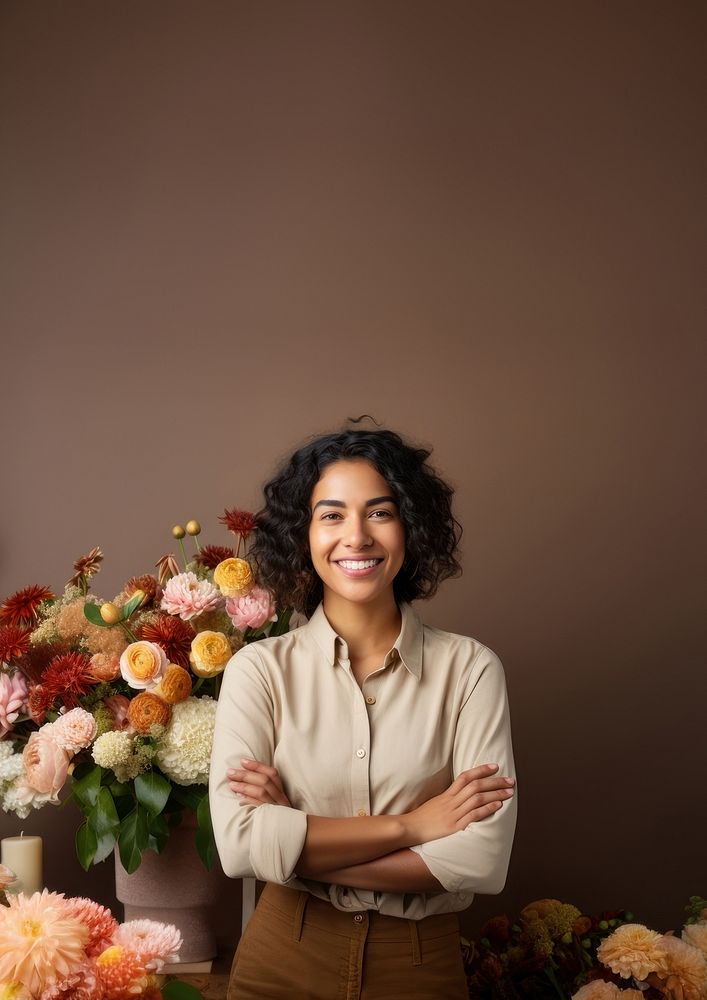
[
  {"left": 462, "top": 896, "right": 707, "bottom": 1000},
  {"left": 0, "top": 861, "right": 197, "bottom": 1000},
  {"left": 0, "top": 510, "right": 290, "bottom": 874}
]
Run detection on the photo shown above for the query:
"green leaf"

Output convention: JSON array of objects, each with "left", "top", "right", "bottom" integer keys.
[
  {"left": 170, "top": 784, "right": 205, "bottom": 812},
  {"left": 161, "top": 981, "right": 205, "bottom": 1000},
  {"left": 75, "top": 821, "right": 98, "bottom": 871},
  {"left": 118, "top": 805, "right": 149, "bottom": 874},
  {"left": 83, "top": 602, "right": 109, "bottom": 627},
  {"left": 121, "top": 592, "right": 144, "bottom": 619},
  {"left": 268, "top": 606, "right": 293, "bottom": 637},
  {"left": 72, "top": 765, "right": 103, "bottom": 811},
  {"left": 135, "top": 771, "right": 171, "bottom": 817},
  {"left": 87, "top": 786, "right": 120, "bottom": 864},
  {"left": 147, "top": 812, "right": 170, "bottom": 854},
  {"left": 195, "top": 794, "right": 216, "bottom": 870}
]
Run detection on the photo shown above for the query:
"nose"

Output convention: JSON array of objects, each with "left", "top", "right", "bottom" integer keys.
[{"left": 345, "top": 516, "right": 373, "bottom": 549}]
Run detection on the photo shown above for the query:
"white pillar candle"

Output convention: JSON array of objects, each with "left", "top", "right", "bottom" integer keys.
[{"left": 1, "top": 834, "right": 43, "bottom": 895}]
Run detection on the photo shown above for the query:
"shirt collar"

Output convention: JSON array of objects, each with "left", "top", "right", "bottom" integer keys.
[{"left": 305, "top": 601, "right": 423, "bottom": 680}]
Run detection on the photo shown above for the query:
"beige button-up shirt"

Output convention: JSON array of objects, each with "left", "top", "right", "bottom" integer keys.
[{"left": 210, "top": 601, "right": 517, "bottom": 919}]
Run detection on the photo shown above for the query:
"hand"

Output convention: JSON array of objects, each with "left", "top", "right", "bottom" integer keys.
[
  {"left": 227, "top": 758, "right": 292, "bottom": 807},
  {"left": 403, "top": 764, "right": 515, "bottom": 844}
]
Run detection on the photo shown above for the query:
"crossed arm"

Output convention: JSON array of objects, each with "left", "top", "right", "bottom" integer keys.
[{"left": 227, "top": 758, "right": 516, "bottom": 892}]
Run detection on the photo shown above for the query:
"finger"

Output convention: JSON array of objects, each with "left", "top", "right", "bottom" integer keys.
[
  {"left": 458, "top": 789, "right": 514, "bottom": 824},
  {"left": 448, "top": 763, "right": 500, "bottom": 793},
  {"left": 241, "top": 758, "right": 285, "bottom": 792}
]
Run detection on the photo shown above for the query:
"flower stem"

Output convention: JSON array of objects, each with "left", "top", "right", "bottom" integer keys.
[
  {"left": 544, "top": 965, "right": 568, "bottom": 1000},
  {"left": 179, "top": 538, "right": 189, "bottom": 569},
  {"left": 120, "top": 622, "right": 139, "bottom": 644}
]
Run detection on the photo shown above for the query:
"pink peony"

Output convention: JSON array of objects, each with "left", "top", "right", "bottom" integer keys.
[
  {"left": 102, "top": 695, "right": 131, "bottom": 731},
  {"left": 52, "top": 708, "right": 97, "bottom": 754},
  {"left": 225, "top": 585, "right": 278, "bottom": 631},
  {"left": 87, "top": 653, "right": 121, "bottom": 682},
  {"left": 21, "top": 728, "right": 70, "bottom": 800},
  {"left": 114, "top": 919, "right": 182, "bottom": 970},
  {"left": 0, "top": 671, "right": 28, "bottom": 737},
  {"left": 160, "top": 572, "right": 222, "bottom": 621}
]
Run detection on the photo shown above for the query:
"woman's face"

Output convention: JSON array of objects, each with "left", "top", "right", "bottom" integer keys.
[{"left": 308, "top": 458, "right": 406, "bottom": 609}]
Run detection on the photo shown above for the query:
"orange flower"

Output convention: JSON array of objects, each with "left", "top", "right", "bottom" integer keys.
[
  {"left": 126, "top": 692, "right": 171, "bottom": 734},
  {"left": 154, "top": 664, "right": 192, "bottom": 704}
]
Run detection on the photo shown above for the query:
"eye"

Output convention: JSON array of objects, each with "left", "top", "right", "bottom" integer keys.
[
  {"left": 320, "top": 511, "right": 343, "bottom": 521},
  {"left": 370, "top": 509, "right": 393, "bottom": 518}
]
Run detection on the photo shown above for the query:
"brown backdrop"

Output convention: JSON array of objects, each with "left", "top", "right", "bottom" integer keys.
[{"left": 1, "top": 0, "right": 705, "bottom": 946}]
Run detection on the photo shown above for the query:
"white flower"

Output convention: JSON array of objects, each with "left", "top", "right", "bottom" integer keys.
[
  {"left": 92, "top": 730, "right": 134, "bottom": 770},
  {"left": 155, "top": 697, "right": 217, "bottom": 785}
]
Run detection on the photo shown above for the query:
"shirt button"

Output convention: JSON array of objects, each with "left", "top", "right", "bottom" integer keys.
[
  {"left": 354, "top": 914, "right": 364, "bottom": 923},
  {"left": 365, "top": 695, "right": 376, "bottom": 705},
  {"left": 357, "top": 809, "right": 368, "bottom": 817},
  {"left": 355, "top": 748, "right": 366, "bottom": 759}
]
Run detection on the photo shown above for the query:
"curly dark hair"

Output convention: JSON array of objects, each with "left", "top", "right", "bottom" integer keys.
[{"left": 250, "top": 421, "right": 462, "bottom": 617}]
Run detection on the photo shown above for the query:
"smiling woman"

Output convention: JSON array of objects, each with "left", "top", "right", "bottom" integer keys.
[{"left": 209, "top": 421, "right": 518, "bottom": 999}]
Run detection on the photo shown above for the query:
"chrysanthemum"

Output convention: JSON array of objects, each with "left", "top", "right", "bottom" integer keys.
[
  {"left": 0, "top": 889, "right": 89, "bottom": 995},
  {"left": 160, "top": 573, "right": 222, "bottom": 621},
  {"left": 114, "top": 919, "right": 182, "bottom": 969},
  {"left": 39, "top": 652, "right": 93, "bottom": 710},
  {"left": 138, "top": 614, "right": 194, "bottom": 669},
  {"left": 60, "top": 897, "right": 118, "bottom": 957},
  {"left": 0, "top": 585, "right": 54, "bottom": 628},
  {"left": 155, "top": 696, "right": 217, "bottom": 785},
  {"left": 17, "top": 640, "right": 68, "bottom": 685},
  {"left": 597, "top": 923, "right": 668, "bottom": 981},
  {"left": 194, "top": 544, "right": 235, "bottom": 569},
  {"left": 67, "top": 547, "right": 104, "bottom": 589},
  {"left": 219, "top": 508, "right": 257, "bottom": 541},
  {"left": 658, "top": 934, "right": 707, "bottom": 1000},
  {"left": 0, "top": 624, "right": 32, "bottom": 665},
  {"left": 93, "top": 944, "right": 148, "bottom": 999}
]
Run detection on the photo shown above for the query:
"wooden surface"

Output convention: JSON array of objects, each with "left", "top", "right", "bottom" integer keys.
[{"left": 164, "top": 972, "right": 230, "bottom": 999}]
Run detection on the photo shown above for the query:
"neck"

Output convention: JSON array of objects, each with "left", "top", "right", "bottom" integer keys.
[{"left": 321, "top": 591, "right": 402, "bottom": 658}]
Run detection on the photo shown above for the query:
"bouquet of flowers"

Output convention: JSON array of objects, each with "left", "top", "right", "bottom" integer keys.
[
  {"left": 461, "top": 897, "right": 707, "bottom": 1000},
  {"left": 0, "top": 509, "right": 290, "bottom": 874},
  {"left": 571, "top": 896, "right": 707, "bottom": 1000},
  {"left": 0, "top": 861, "right": 196, "bottom": 1000}
]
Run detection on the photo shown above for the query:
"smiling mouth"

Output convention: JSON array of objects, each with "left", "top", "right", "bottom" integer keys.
[{"left": 335, "top": 558, "right": 384, "bottom": 571}]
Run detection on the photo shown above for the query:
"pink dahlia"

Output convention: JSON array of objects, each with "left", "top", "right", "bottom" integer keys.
[
  {"left": 93, "top": 944, "right": 148, "bottom": 999},
  {"left": 0, "top": 670, "right": 28, "bottom": 738},
  {"left": 160, "top": 572, "right": 222, "bottom": 621},
  {"left": 61, "top": 897, "right": 118, "bottom": 957},
  {"left": 0, "top": 889, "right": 89, "bottom": 995},
  {"left": 114, "top": 919, "right": 182, "bottom": 970},
  {"left": 225, "top": 585, "right": 278, "bottom": 631}
]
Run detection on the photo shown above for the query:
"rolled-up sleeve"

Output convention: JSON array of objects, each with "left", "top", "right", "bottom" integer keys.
[
  {"left": 409, "top": 648, "right": 517, "bottom": 894},
  {"left": 209, "top": 645, "right": 307, "bottom": 884}
]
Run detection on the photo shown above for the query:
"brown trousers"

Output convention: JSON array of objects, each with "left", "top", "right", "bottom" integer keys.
[{"left": 227, "top": 882, "right": 468, "bottom": 999}]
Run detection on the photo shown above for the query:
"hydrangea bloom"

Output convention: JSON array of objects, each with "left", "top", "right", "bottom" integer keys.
[{"left": 155, "top": 696, "right": 217, "bottom": 785}]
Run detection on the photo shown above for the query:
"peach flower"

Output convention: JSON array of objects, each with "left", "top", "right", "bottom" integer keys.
[
  {"left": 119, "top": 641, "right": 167, "bottom": 689},
  {"left": 21, "top": 729, "right": 70, "bottom": 800},
  {"left": 127, "top": 692, "right": 171, "bottom": 734},
  {"left": 153, "top": 664, "right": 192, "bottom": 705},
  {"left": 225, "top": 585, "right": 278, "bottom": 631},
  {"left": 573, "top": 984, "right": 643, "bottom": 1000},
  {"left": 597, "top": 923, "right": 668, "bottom": 982},
  {"left": 160, "top": 572, "right": 222, "bottom": 620},
  {"left": 683, "top": 923, "right": 707, "bottom": 958},
  {"left": 656, "top": 933, "right": 707, "bottom": 1000},
  {"left": 87, "top": 652, "right": 121, "bottom": 682},
  {"left": 52, "top": 708, "right": 97, "bottom": 754}
]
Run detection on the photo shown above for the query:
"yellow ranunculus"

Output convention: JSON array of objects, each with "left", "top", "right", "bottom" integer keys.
[
  {"left": 190, "top": 630, "right": 232, "bottom": 678},
  {"left": 213, "top": 558, "right": 254, "bottom": 598}
]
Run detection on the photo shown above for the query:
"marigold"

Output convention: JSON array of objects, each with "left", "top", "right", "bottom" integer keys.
[
  {"left": 0, "top": 585, "right": 54, "bottom": 628},
  {"left": 127, "top": 692, "right": 171, "bottom": 734},
  {"left": 154, "top": 664, "right": 192, "bottom": 704},
  {"left": 213, "top": 558, "right": 254, "bottom": 598}
]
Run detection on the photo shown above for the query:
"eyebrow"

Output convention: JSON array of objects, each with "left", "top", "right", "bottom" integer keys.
[{"left": 312, "top": 495, "right": 398, "bottom": 511}]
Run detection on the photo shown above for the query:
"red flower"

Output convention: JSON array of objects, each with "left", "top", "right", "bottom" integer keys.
[
  {"left": 40, "top": 652, "right": 93, "bottom": 710},
  {"left": 0, "top": 585, "right": 54, "bottom": 627},
  {"left": 195, "top": 544, "right": 235, "bottom": 570},
  {"left": 67, "top": 546, "right": 103, "bottom": 588},
  {"left": 219, "top": 508, "right": 257, "bottom": 541},
  {"left": 0, "top": 624, "right": 32, "bottom": 664},
  {"left": 139, "top": 614, "right": 195, "bottom": 669}
]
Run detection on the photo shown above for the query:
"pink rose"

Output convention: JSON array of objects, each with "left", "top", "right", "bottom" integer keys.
[
  {"left": 52, "top": 707, "right": 97, "bottom": 753},
  {"left": 22, "top": 729, "right": 71, "bottom": 800},
  {"left": 225, "top": 585, "right": 278, "bottom": 631},
  {"left": 103, "top": 695, "right": 132, "bottom": 731}
]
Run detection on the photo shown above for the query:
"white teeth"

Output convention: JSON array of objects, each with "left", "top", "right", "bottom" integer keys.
[{"left": 337, "top": 559, "right": 381, "bottom": 570}]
